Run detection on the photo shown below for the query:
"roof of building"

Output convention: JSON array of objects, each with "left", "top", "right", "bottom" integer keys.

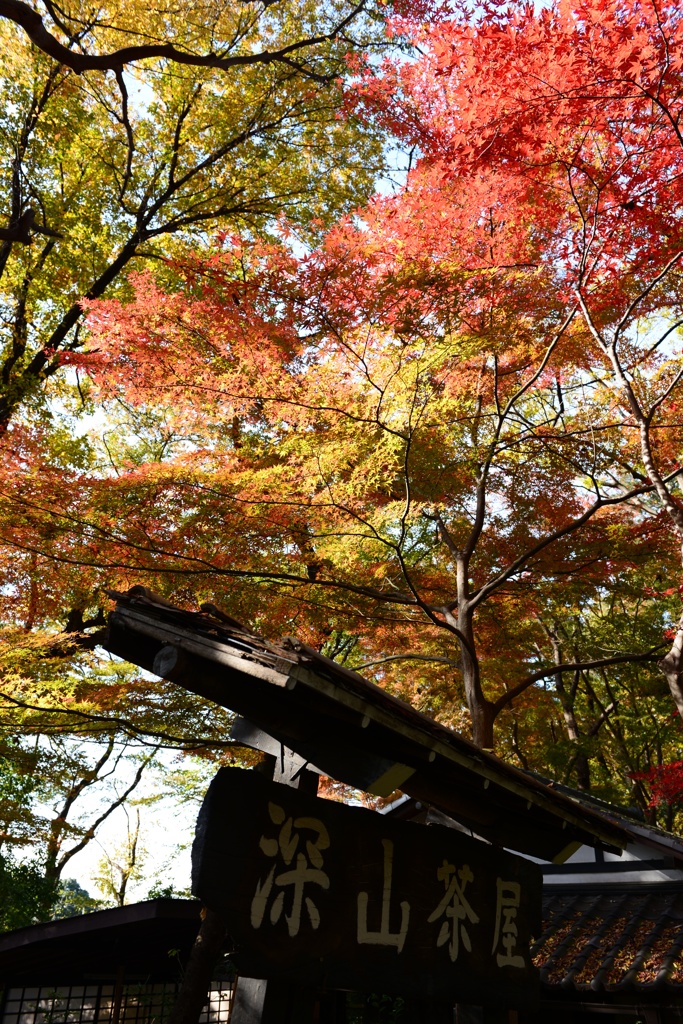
[
  {"left": 536, "top": 884, "right": 683, "bottom": 1004},
  {"left": 527, "top": 774, "right": 683, "bottom": 864},
  {"left": 3, "top": 890, "right": 683, "bottom": 1006},
  {"left": 385, "top": 788, "right": 683, "bottom": 886},
  {"left": 0, "top": 899, "right": 202, "bottom": 985},
  {"left": 103, "top": 588, "right": 630, "bottom": 862}
]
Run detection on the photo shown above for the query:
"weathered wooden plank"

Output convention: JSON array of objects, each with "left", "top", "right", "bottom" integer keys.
[{"left": 116, "top": 605, "right": 294, "bottom": 667}]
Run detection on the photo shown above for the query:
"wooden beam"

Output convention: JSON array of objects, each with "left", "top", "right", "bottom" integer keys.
[{"left": 104, "top": 603, "right": 629, "bottom": 858}]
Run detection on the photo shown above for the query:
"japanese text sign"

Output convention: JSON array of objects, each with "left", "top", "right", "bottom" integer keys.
[{"left": 192, "top": 768, "right": 541, "bottom": 1005}]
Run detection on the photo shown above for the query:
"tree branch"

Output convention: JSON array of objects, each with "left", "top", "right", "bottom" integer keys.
[
  {"left": 0, "top": 687, "right": 238, "bottom": 749},
  {"left": 0, "top": 0, "right": 367, "bottom": 75},
  {"left": 56, "top": 746, "right": 159, "bottom": 876},
  {"left": 468, "top": 467, "right": 683, "bottom": 612},
  {"left": 355, "top": 653, "right": 460, "bottom": 670},
  {"left": 492, "top": 647, "right": 667, "bottom": 715}
]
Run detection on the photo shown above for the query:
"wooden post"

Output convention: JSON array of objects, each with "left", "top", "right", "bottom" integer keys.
[
  {"left": 111, "top": 964, "right": 125, "bottom": 1024},
  {"left": 228, "top": 978, "right": 267, "bottom": 1024}
]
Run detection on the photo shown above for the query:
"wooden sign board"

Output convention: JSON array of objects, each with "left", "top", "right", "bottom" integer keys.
[{"left": 192, "top": 768, "right": 541, "bottom": 1006}]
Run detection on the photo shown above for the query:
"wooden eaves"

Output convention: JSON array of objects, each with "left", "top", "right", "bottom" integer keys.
[
  {"left": 0, "top": 898, "right": 201, "bottom": 984},
  {"left": 103, "top": 588, "right": 630, "bottom": 863}
]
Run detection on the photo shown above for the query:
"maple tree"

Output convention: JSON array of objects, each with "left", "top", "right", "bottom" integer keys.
[
  {"left": 352, "top": 0, "right": 683, "bottom": 751},
  {"left": 0, "top": 0, "right": 431, "bottom": 434},
  {"left": 0, "top": 0, "right": 440, "bottom": 903},
  {"left": 67, "top": 224, "right": 679, "bottom": 761},
  {"left": 75, "top": 0, "right": 683, "bottom": 755},
  {"left": 4, "top": 0, "right": 683, "bottom": 844}
]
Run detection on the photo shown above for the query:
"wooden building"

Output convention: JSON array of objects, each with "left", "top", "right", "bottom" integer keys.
[
  {"left": 536, "top": 789, "right": 683, "bottom": 1024},
  {"left": 387, "top": 788, "right": 683, "bottom": 1022},
  {"left": 0, "top": 899, "right": 232, "bottom": 1024},
  {"left": 3, "top": 587, "right": 681, "bottom": 1024},
  {"left": 2, "top": 791, "right": 683, "bottom": 1023}
]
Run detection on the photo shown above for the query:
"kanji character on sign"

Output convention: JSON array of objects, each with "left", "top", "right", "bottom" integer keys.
[
  {"left": 492, "top": 878, "right": 525, "bottom": 968},
  {"left": 427, "top": 859, "right": 479, "bottom": 962},
  {"left": 357, "top": 838, "right": 410, "bottom": 952},
  {"left": 251, "top": 801, "right": 330, "bottom": 938}
]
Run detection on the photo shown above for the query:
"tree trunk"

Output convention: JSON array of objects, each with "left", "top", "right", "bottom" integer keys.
[
  {"left": 658, "top": 611, "right": 683, "bottom": 720},
  {"left": 167, "top": 907, "right": 226, "bottom": 1024},
  {"left": 469, "top": 694, "right": 495, "bottom": 750},
  {"left": 457, "top": 600, "right": 496, "bottom": 750},
  {"left": 461, "top": 641, "right": 495, "bottom": 749},
  {"left": 556, "top": 687, "right": 590, "bottom": 790}
]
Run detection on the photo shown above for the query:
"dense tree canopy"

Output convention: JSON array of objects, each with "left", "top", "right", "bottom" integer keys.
[
  {"left": 4, "top": 0, "right": 683, "bottom": 912},
  {"left": 0, "top": 0, "right": 433, "bottom": 913},
  {"left": 0, "top": 0, "right": 426, "bottom": 431}
]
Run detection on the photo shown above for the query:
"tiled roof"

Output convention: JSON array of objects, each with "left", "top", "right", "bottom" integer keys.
[{"left": 536, "top": 885, "right": 683, "bottom": 999}]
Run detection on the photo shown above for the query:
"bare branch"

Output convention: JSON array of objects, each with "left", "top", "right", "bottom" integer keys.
[{"left": 56, "top": 746, "right": 159, "bottom": 875}]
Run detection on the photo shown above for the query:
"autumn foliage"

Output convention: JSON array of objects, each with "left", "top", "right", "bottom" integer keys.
[{"left": 2, "top": 0, "right": 683, "bottom": 813}]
